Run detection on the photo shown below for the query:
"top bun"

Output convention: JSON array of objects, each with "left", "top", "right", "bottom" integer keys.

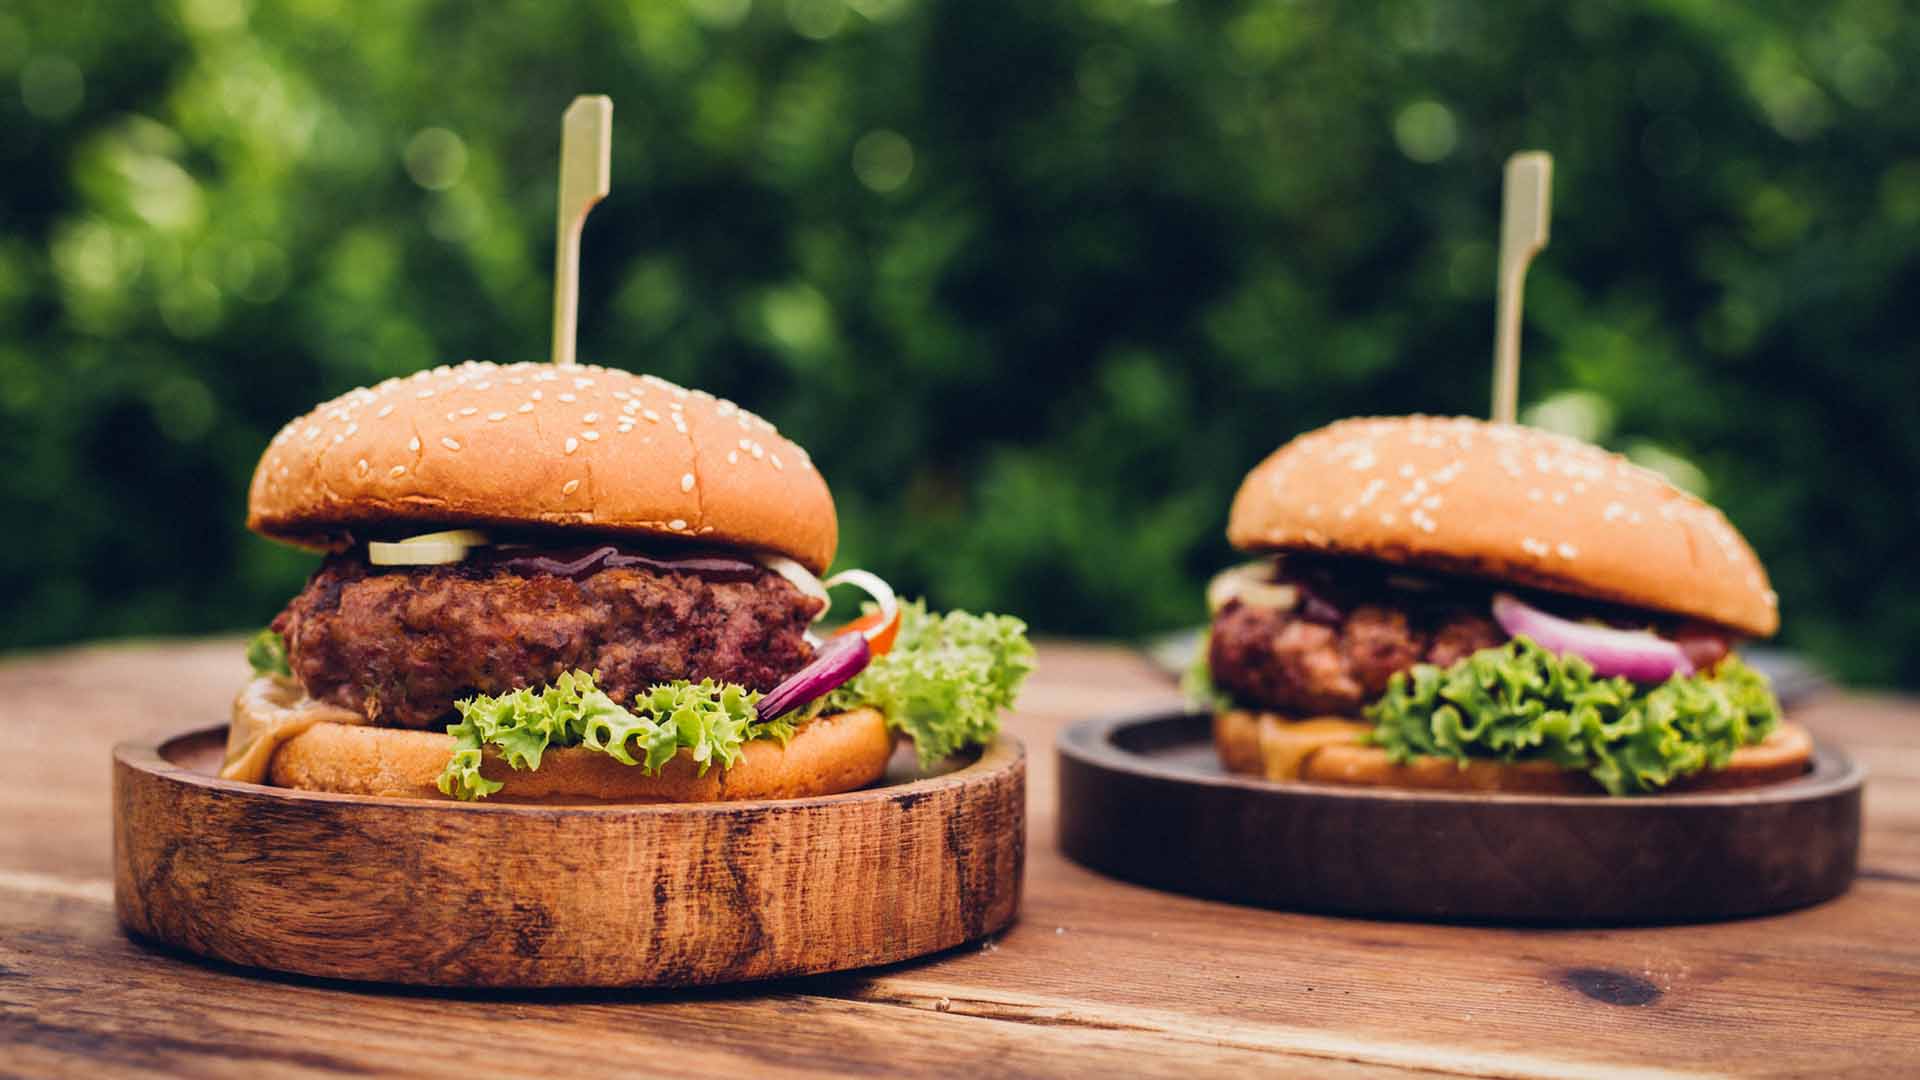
[
  {"left": 1227, "top": 416, "right": 1778, "bottom": 637},
  {"left": 248, "top": 361, "right": 838, "bottom": 573}
]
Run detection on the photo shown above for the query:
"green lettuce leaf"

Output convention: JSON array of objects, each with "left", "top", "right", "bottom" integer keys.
[
  {"left": 436, "top": 672, "right": 768, "bottom": 800},
  {"left": 246, "top": 628, "right": 291, "bottom": 678},
  {"left": 435, "top": 599, "right": 1033, "bottom": 799},
  {"left": 826, "top": 599, "right": 1036, "bottom": 766},
  {"left": 1181, "top": 630, "right": 1232, "bottom": 711},
  {"left": 1365, "top": 636, "right": 1781, "bottom": 795}
]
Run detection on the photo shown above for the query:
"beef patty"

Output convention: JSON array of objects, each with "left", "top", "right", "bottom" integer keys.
[
  {"left": 1209, "top": 598, "right": 1503, "bottom": 716},
  {"left": 1207, "top": 555, "right": 1733, "bottom": 715},
  {"left": 273, "top": 549, "right": 822, "bottom": 728}
]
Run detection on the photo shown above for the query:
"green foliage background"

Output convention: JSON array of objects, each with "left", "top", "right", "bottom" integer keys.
[{"left": 3, "top": 0, "right": 1916, "bottom": 686}]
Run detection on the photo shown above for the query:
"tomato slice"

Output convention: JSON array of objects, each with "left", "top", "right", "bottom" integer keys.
[{"left": 836, "top": 608, "right": 901, "bottom": 657}]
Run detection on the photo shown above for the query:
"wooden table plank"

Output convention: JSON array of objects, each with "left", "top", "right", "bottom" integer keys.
[{"left": 3, "top": 638, "right": 1919, "bottom": 1078}]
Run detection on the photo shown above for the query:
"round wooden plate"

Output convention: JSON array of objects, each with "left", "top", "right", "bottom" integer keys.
[
  {"left": 114, "top": 726, "right": 1024, "bottom": 988},
  {"left": 1058, "top": 711, "right": 1861, "bottom": 925}
]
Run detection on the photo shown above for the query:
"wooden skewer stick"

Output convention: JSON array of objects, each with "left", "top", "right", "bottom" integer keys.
[
  {"left": 1491, "top": 151, "right": 1552, "bottom": 424},
  {"left": 551, "top": 95, "right": 613, "bottom": 367}
]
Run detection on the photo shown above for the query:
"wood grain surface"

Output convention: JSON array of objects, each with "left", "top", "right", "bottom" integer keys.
[
  {"left": 113, "top": 727, "right": 1023, "bottom": 988},
  {"left": 1058, "top": 712, "right": 1861, "bottom": 924},
  {"left": 4, "top": 638, "right": 1920, "bottom": 1078}
]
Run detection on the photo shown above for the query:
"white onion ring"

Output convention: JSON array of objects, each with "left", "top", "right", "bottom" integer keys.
[
  {"left": 1206, "top": 559, "right": 1297, "bottom": 614},
  {"left": 754, "top": 554, "right": 832, "bottom": 617},
  {"left": 1491, "top": 592, "right": 1694, "bottom": 683},
  {"left": 823, "top": 568, "right": 899, "bottom": 642},
  {"left": 368, "top": 529, "right": 492, "bottom": 566}
]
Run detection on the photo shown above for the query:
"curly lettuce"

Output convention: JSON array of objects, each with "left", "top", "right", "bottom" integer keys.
[
  {"left": 436, "top": 599, "right": 1034, "bottom": 799},
  {"left": 437, "top": 673, "right": 776, "bottom": 800},
  {"left": 1366, "top": 636, "right": 1780, "bottom": 795},
  {"left": 826, "top": 599, "right": 1036, "bottom": 766},
  {"left": 1181, "top": 631, "right": 1231, "bottom": 712},
  {"left": 246, "top": 628, "right": 291, "bottom": 678}
]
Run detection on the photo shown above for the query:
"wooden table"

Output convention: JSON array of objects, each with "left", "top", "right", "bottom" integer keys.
[{"left": 4, "top": 639, "right": 1917, "bottom": 1077}]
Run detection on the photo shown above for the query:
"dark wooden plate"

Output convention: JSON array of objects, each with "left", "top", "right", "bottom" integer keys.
[
  {"left": 1057, "top": 711, "right": 1861, "bottom": 925},
  {"left": 115, "top": 725, "right": 1023, "bottom": 988}
]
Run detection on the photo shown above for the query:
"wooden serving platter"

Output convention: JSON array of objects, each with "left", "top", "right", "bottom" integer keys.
[
  {"left": 114, "top": 725, "right": 1023, "bottom": 988},
  {"left": 1058, "top": 710, "right": 1861, "bottom": 925}
]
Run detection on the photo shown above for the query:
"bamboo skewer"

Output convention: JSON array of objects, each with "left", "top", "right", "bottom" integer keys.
[
  {"left": 1491, "top": 151, "right": 1552, "bottom": 424},
  {"left": 551, "top": 95, "right": 613, "bottom": 367}
]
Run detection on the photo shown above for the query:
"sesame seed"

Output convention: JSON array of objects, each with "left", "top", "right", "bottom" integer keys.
[
  {"left": 389, "top": 465, "right": 408, "bottom": 478},
  {"left": 474, "top": 382, "right": 491, "bottom": 391},
  {"left": 459, "top": 406, "right": 477, "bottom": 417},
  {"left": 355, "top": 459, "right": 369, "bottom": 476},
  {"left": 750, "top": 443, "right": 765, "bottom": 459},
  {"left": 581, "top": 430, "right": 600, "bottom": 442},
  {"left": 717, "top": 400, "right": 737, "bottom": 417},
  {"left": 517, "top": 402, "right": 533, "bottom": 414},
  {"left": 531, "top": 390, "right": 544, "bottom": 401},
  {"left": 565, "top": 437, "right": 579, "bottom": 454},
  {"left": 440, "top": 437, "right": 461, "bottom": 451},
  {"left": 668, "top": 518, "right": 687, "bottom": 531},
  {"left": 332, "top": 434, "right": 344, "bottom": 444},
  {"left": 727, "top": 451, "right": 739, "bottom": 464},
  {"left": 1551, "top": 491, "right": 1567, "bottom": 506},
  {"left": 417, "top": 390, "right": 435, "bottom": 399},
  {"left": 562, "top": 479, "right": 580, "bottom": 495},
  {"left": 672, "top": 416, "right": 687, "bottom": 433},
  {"left": 304, "top": 426, "right": 321, "bottom": 441},
  {"left": 770, "top": 454, "right": 784, "bottom": 471},
  {"left": 738, "top": 439, "right": 752, "bottom": 451},
  {"left": 1558, "top": 543, "right": 1579, "bottom": 559},
  {"left": 558, "top": 393, "right": 577, "bottom": 403},
  {"left": 643, "top": 409, "right": 660, "bottom": 422},
  {"left": 375, "top": 404, "right": 394, "bottom": 418},
  {"left": 583, "top": 412, "right": 599, "bottom": 423},
  {"left": 681, "top": 473, "right": 695, "bottom": 492}
]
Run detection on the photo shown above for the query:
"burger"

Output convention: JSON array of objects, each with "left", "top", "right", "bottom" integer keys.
[
  {"left": 228, "top": 361, "right": 1034, "bottom": 802},
  {"left": 1191, "top": 415, "right": 1805, "bottom": 795}
]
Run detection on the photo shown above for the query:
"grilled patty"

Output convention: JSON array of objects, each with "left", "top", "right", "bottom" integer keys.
[
  {"left": 1209, "top": 598, "right": 1502, "bottom": 716},
  {"left": 1207, "top": 556, "right": 1733, "bottom": 716},
  {"left": 273, "top": 552, "right": 821, "bottom": 728}
]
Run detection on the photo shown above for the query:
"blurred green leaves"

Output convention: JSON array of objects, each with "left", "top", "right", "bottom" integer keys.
[{"left": 2, "top": 0, "right": 1917, "bottom": 687}]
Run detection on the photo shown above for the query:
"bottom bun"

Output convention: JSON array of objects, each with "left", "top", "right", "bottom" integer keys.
[
  {"left": 269, "top": 708, "right": 895, "bottom": 803},
  {"left": 1213, "top": 710, "right": 1814, "bottom": 795}
]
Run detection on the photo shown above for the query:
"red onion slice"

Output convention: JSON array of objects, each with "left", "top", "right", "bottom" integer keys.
[
  {"left": 756, "top": 631, "right": 872, "bottom": 723},
  {"left": 1491, "top": 592, "right": 1695, "bottom": 683}
]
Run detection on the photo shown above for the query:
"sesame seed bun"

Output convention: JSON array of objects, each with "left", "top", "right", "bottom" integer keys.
[
  {"left": 1227, "top": 416, "right": 1778, "bottom": 637},
  {"left": 1212, "top": 710, "right": 1813, "bottom": 794},
  {"left": 248, "top": 361, "right": 838, "bottom": 573},
  {"left": 267, "top": 708, "right": 895, "bottom": 803}
]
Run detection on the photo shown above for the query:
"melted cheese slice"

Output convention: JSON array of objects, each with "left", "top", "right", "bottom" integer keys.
[
  {"left": 221, "top": 676, "right": 366, "bottom": 784},
  {"left": 1253, "top": 716, "right": 1374, "bottom": 781}
]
